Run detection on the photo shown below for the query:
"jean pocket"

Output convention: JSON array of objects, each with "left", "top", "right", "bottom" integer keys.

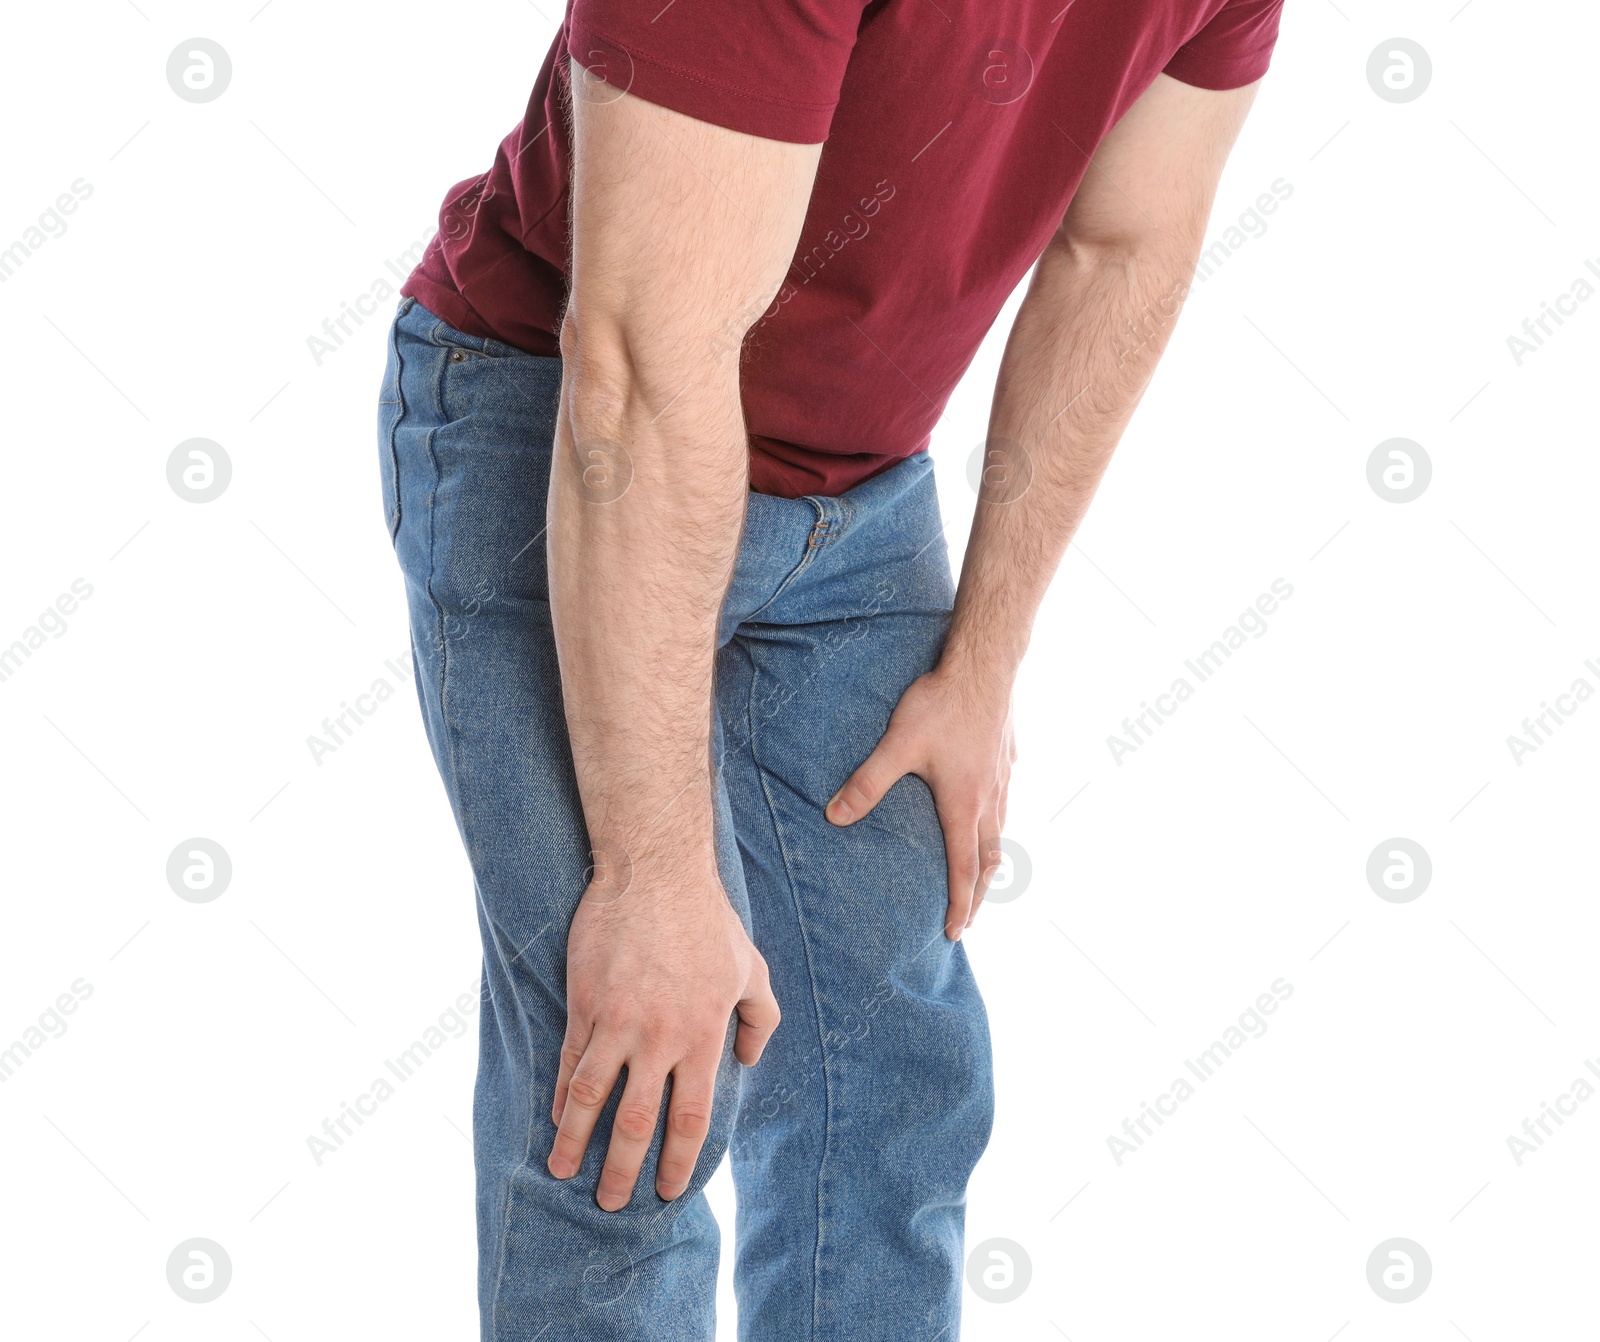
[{"left": 426, "top": 312, "right": 506, "bottom": 361}]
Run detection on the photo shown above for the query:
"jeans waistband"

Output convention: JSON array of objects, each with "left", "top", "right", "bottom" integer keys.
[
  {"left": 393, "top": 296, "right": 937, "bottom": 523},
  {"left": 394, "top": 295, "right": 531, "bottom": 360}
]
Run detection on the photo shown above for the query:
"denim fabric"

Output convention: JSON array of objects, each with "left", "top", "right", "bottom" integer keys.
[{"left": 378, "top": 296, "right": 995, "bottom": 1341}]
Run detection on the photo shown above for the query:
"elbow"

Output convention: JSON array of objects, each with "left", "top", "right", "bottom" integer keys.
[
  {"left": 558, "top": 308, "right": 644, "bottom": 437},
  {"left": 1047, "top": 225, "right": 1194, "bottom": 277},
  {"left": 558, "top": 308, "right": 630, "bottom": 390},
  {"left": 558, "top": 305, "right": 626, "bottom": 375},
  {"left": 558, "top": 301, "right": 743, "bottom": 446}
]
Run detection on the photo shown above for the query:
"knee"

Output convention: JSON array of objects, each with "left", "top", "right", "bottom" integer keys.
[{"left": 858, "top": 965, "right": 995, "bottom": 1162}]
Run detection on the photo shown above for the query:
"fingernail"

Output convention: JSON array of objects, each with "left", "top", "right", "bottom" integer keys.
[
  {"left": 658, "top": 1182, "right": 685, "bottom": 1201},
  {"left": 827, "top": 794, "right": 853, "bottom": 823},
  {"left": 548, "top": 1155, "right": 573, "bottom": 1179},
  {"left": 597, "top": 1191, "right": 626, "bottom": 1212}
]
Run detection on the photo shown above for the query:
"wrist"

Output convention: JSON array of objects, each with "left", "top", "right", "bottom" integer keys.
[
  {"left": 928, "top": 643, "right": 1019, "bottom": 714},
  {"left": 581, "top": 822, "right": 720, "bottom": 898},
  {"left": 937, "top": 624, "right": 1026, "bottom": 694}
]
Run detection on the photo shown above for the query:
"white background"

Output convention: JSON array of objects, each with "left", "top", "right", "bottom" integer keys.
[{"left": 2, "top": 1, "right": 1595, "bottom": 1338}]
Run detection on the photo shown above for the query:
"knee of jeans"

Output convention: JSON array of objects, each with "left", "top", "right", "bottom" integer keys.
[
  {"left": 877, "top": 973, "right": 995, "bottom": 1155},
  {"left": 940, "top": 1001, "right": 996, "bottom": 1143}
]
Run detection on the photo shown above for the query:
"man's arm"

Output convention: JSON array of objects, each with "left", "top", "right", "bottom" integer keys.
[
  {"left": 546, "top": 72, "right": 821, "bottom": 1210},
  {"left": 826, "top": 74, "right": 1261, "bottom": 934}
]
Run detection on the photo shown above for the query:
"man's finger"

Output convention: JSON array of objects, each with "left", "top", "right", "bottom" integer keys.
[
  {"left": 969, "top": 830, "right": 1004, "bottom": 928},
  {"left": 733, "top": 957, "right": 781, "bottom": 1065},
  {"left": 940, "top": 812, "right": 980, "bottom": 940},
  {"left": 552, "top": 1018, "right": 594, "bottom": 1126},
  {"left": 656, "top": 1059, "right": 718, "bottom": 1200},
  {"left": 547, "top": 1043, "right": 622, "bottom": 1179},
  {"left": 825, "top": 733, "right": 912, "bottom": 826},
  {"left": 595, "top": 1062, "right": 668, "bottom": 1212}
]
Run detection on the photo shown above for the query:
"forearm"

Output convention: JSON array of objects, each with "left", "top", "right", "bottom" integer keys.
[
  {"left": 547, "top": 332, "right": 749, "bottom": 882},
  {"left": 545, "top": 61, "right": 819, "bottom": 892},
  {"left": 942, "top": 236, "right": 1198, "bottom": 685}
]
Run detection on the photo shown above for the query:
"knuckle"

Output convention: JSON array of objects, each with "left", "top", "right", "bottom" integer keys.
[
  {"left": 593, "top": 997, "right": 639, "bottom": 1029},
  {"left": 940, "top": 800, "right": 982, "bottom": 827},
  {"left": 843, "top": 777, "right": 877, "bottom": 806},
  {"left": 612, "top": 1102, "right": 658, "bottom": 1143},
  {"left": 634, "top": 1021, "right": 671, "bottom": 1054},
  {"left": 700, "top": 1010, "right": 736, "bottom": 1039},
  {"left": 863, "top": 747, "right": 907, "bottom": 784},
  {"left": 566, "top": 1073, "right": 611, "bottom": 1110},
  {"left": 669, "top": 1102, "right": 712, "bottom": 1139}
]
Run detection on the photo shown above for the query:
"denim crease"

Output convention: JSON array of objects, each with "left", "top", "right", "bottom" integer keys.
[{"left": 377, "top": 297, "right": 995, "bottom": 1342}]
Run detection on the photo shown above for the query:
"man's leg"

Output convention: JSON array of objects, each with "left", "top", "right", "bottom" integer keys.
[
  {"left": 714, "top": 455, "right": 997, "bottom": 1341},
  {"left": 380, "top": 297, "right": 750, "bottom": 1341}
]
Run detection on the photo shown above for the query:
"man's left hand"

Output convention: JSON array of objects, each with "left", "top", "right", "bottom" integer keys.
[{"left": 825, "top": 665, "right": 1015, "bottom": 941}]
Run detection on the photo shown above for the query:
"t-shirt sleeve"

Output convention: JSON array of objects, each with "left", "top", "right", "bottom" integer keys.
[
  {"left": 1163, "top": 0, "right": 1284, "bottom": 90},
  {"left": 566, "top": 0, "right": 870, "bottom": 145}
]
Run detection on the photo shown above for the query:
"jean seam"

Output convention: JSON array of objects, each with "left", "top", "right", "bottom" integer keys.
[
  {"left": 421, "top": 347, "right": 452, "bottom": 773},
  {"left": 416, "top": 348, "right": 534, "bottom": 1342},
  {"left": 383, "top": 320, "right": 408, "bottom": 540},
  {"left": 832, "top": 495, "right": 855, "bottom": 541},
  {"left": 415, "top": 346, "right": 522, "bottom": 1338},
  {"left": 800, "top": 494, "right": 853, "bottom": 549},
  {"left": 419, "top": 340, "right": 537, "bottom": 1337},
  {"left": 741, "top": 497, "right": 827, "bottom": 626},
  {"left": 743, "top": 653, "right": 831, "bottom": 1342}
]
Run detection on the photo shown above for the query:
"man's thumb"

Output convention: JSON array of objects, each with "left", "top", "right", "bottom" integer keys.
[{"left": 825, "top": 739, "right": 909, "bottom": 826}]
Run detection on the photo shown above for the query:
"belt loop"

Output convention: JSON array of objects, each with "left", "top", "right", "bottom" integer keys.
[
  {"left": 808, "top": 494, "right": 852, "bottom": 547},
  {"left": 805, "top": 495, "right": 837, "bottom": 549}
]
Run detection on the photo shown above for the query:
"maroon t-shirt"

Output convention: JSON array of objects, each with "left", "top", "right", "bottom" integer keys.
[{"left": 402, "top": 0, "right": 1283, "bottom": 498}]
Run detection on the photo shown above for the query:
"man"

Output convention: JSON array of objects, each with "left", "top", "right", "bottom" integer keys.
[{"left": 377, "top": 0, "right": 1282, "bottom": 1336}]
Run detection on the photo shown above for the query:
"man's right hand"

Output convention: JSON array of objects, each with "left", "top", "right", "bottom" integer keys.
[{"left": 548, "top": 862, "right": 780, "bottom": 1211}]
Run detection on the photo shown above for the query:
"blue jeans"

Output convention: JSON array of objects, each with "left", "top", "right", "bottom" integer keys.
[{"left": 377, "top": 296, "right": 994, "bottom": 1341}]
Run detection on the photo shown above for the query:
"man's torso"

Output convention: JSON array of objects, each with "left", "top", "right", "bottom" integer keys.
[{"left": 401, "top": 0, "right": 1281, "bottom": 497}]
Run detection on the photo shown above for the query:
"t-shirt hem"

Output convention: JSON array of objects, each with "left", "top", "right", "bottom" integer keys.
[
  {"left": 1162, "top": 46, "right": 1275, "bottom": 91},
  {"left": 398, "top": 274, "right": 496, "bottom": 341}
]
